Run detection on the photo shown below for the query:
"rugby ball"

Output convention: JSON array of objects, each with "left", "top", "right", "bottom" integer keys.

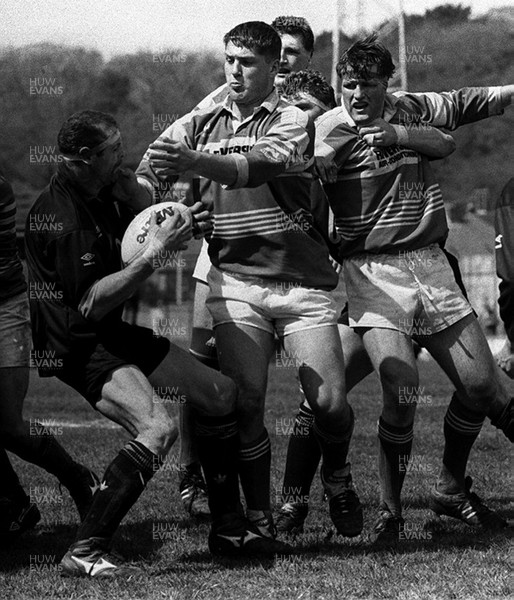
[{"left": 121, "top": 201, "right": 189, "bottom": 266}]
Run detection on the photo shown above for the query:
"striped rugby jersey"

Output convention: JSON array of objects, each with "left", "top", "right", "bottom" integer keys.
[
  {"left": 0, "top": 175, "right": 26, "bottom": 300},
  {"left": 316, "top": 86, "right": 505, "bottom": 258},
  {"left": 137, "top": 90, "right": 338, "bottom": 290}
]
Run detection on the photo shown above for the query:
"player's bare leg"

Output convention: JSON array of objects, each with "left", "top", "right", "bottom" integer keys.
[
  {"left": 278, "top": 323, "right": 373, "bottom": 532},
  {"left": 421, "top": 314, "right": 507, "bottom": 528},
  {"left": 214, "top": 322, "right": 275, "bottom": 535},
  {"left": 359, "top": 328, "right": 418, "bottom": 542},
  {"left": 282, "top": 324, "right": 362, "bottom": 537}
]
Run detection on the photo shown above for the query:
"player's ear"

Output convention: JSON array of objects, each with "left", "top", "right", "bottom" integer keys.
[
  {"left": 269, "top": 58, "right": 279, "bottom": 78},
  {"left": 78, "top": 147, "right": 93, "bottom": 165}
]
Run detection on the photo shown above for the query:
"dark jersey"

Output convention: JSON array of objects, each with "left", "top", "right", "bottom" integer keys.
[
  {"left": 0, "top": 176, "right": 26, "bottom": 300},
  {"left": 495, "top": 178, "right": 514, "bottom": 343},
  {"left": 24, "top": 166, "right": 134, "bottom": 372}
]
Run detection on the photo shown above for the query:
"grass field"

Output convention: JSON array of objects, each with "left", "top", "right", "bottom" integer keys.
[{"left": 0, "top": 348, "right": 512, "bottom": 600}]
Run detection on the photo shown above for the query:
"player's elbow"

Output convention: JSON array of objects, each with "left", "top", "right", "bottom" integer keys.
[{"left": 434, "top": 135, "right": 456, "bottom": 158}]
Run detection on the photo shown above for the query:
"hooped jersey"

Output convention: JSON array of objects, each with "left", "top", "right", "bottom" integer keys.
[
  {"left": 316, "top": 87, "right": 507, "bottom": 258},
  {"left": 137, "top": 90, "right": 338, "bottom": 290}
]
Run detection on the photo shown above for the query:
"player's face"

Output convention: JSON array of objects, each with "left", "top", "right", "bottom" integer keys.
[
  {"left": 224, "top": 42, "right": 278, "bottom": 107},
  {"left": 90, "top": 128, "right": 124, "bottom": 186},
  {"left": 275, "top": 33, "right": 312, "bottom": 88},
  {"left": 341, "top": 77, "right": 387, "bottom": 126}
]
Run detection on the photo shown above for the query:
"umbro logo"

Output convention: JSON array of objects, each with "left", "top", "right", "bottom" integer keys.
[{"left": 80, "top": 253, "right": 96, "bottom": 266}]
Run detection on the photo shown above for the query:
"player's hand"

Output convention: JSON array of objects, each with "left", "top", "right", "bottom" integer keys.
[
  {"left": 142, "top": 210, "right": 192, "bottom": 267},
  {"left": 495, "top": 338, "right": 514, "bottom": 379},
  {"left": 189, "top": 201, "right": 214, "bottom": 238},
  {"left": 359, "top": 119, "right": 398, "bottom": 147},
  {"left": 147, "top": 140, "right": 195, "bottom": 176}
]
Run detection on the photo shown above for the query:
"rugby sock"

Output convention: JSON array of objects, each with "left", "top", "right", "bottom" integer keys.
[
  {"left": 377, "top": 417, "right": 414, "bottom": 517},
  {"left": 0, "top": 448, "right": 29, "bottom": 506},
  {"left": 488, "top": 396, "right": 514, "bottom": 442},
  {"left": 239, "top": 429, "right": 271, "bottom": 511},
  {"left": 76, "top": 440, "right": 158, "bottom": 542},
  {"left": 314, "top": 408, "right": 354, "bottom": 499},
  {"left": 195, "top": 412, "right": 240, "bottom": 519},
  {"left": 178, "top": 403, "right": 200, "bottom": 469},
  {"left": 437, "top": 394, "right": 485, "bottom": 494},
  {"left": 281, "top": 403, "right": 320, "bottom": 505}
]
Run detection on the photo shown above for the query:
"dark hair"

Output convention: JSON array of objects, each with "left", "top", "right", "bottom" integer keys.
[
  {"left": 57, "top": 110, "right": 118, "bottom": 155},
  {"left": 281, "top": 70, "right": 336, "bottom": 109},
  {"left": 223, "top": 21, "right": 281, "bottom": 61},
  {"left": 271, "top": 16, "right": 314, "bottom": 54},
  {"left": 336, "top": 34, "right": 395, "bottom": 80}
]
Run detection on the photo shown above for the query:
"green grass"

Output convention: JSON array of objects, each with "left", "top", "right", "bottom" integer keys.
[{"left": 0, "top": 356, "right": 512, "bottom": 600}]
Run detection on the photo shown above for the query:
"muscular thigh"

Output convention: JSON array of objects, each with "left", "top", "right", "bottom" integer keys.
[
  {"left": 282, "top": 324, "right": 346, "bottom": 416},
  {"left": 421, "top": 313, "right": 499, "bottom": 405}
]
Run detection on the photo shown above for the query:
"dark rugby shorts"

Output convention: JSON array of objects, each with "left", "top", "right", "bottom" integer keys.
[{"left": 56, "top": 323, "right": 170, "bottom": 406}]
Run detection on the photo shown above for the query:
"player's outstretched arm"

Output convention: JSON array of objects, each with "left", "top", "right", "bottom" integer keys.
[
  {"left": 145, "top": 108, "right": 312, "bottom": 189},
  {"left": 393, "top": 85, "right": 513, "bottom": 130},
  {"left": 78, "top": 211, "right": 192, "bottom": 322},
  {"left": 359, "top": 117, "right": 456, "bottom": 158}
]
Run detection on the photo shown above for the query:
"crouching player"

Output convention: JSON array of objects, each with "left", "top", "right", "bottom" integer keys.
[{"left": 25, "top": 110, "right": 289, "bottom": 577}]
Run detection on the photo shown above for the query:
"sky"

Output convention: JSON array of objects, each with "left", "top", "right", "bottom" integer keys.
[{"left": 2, "top": 0, "right": 511, "bottom": 59}]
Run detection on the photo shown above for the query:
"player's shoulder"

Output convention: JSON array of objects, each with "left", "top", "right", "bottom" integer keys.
[
  {"left": 315, "top": 107, "right": 355, "bottom": 138},
  {"left": 193, "top": 83, "right": 229, "bottom": 111}
]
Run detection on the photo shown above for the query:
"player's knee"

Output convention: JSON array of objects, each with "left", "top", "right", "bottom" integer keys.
[
  {"left": 237, "top": 385, "right": 265, "bottom": 420},
  {"left": 211, "top": 377, "right": 238, "bottom": 415},
  {"left": 313, "top": 385, "right": 347, "bottom": 420},
  {"left": 462, "top": 378, "right": 498, "bottom": 407},
  {"left": 145, "top": 417, "right": 178, "bottom": 454}
]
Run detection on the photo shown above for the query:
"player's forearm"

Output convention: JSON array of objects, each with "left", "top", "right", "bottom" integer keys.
[
  {"left": 78, "top": 258, "right": 154, "bottom": 322},
  {"left": 392, "top": 124, "right": 456, "bottom": 158},
  {"left": 189, "top": 151, "right": 239, "bottom": 186}
]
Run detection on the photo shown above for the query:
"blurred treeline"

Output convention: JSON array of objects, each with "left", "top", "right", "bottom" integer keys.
[{"left": 1, "top": 3, "right": 513, "bottom": 217}]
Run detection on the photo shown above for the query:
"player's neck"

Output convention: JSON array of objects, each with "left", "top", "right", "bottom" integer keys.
[{"left": 234, "top": 87, "right": 274, "bottom": 120}]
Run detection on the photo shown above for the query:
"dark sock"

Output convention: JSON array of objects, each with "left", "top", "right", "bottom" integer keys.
[
  {"left": 314, "top": 407, "right": 354, "bottom": 499},
  {"left": 195, "top": 412, "right": 240, "bottom": 519},
  {"left": 281, "top": 403, "right": 320, "bottom": 505},
  {"left": 377, "top": 417, "right": 414, "bottom": 517},
  {"left": 0, "top": 448, "right": 29, "bottom": 505},
  {"left": 6, "top": 425, "right": 81, "bottom": 486},
  {"left": 76, "top": 440, "right": 158, "bottom": 542},
  {"left": 438, "top": 394, "right": 485, "bottom": 494},
  {"left": 489, "top": 397, "right": 513, "bottom": 442},
  {"left": 239, "top": 429, "right": 271, "bottom": 511}
]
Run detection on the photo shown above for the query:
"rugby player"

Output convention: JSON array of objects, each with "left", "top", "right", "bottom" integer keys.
[
  {"left": 25, "top": 110, "right": 288, "bottom": 577},
  {"left": 0, "top": 169, "right": 98, "bottom": 538},
  {"left": 180, "top": 16, "right": 316, "bottom": 516},
  {"left": 137, "top": 21, "right": 363, "bottom": 542},
  {"left": 277, "top": 73, "right": 514, "bottom": 533},
  {"left": 495, "top": 178, "right": 514, "bottom": 379},
  {"left": 315, "top": 35, "right": 512, "bottom": 541}
]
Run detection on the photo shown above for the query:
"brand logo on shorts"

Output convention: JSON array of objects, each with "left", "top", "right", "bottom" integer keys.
[
  {"left": 80, "top": 253, "right": 96, "bottom": 266},
  {"left": 495, "top": 234, "right": 503, "bottom": 250}
]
